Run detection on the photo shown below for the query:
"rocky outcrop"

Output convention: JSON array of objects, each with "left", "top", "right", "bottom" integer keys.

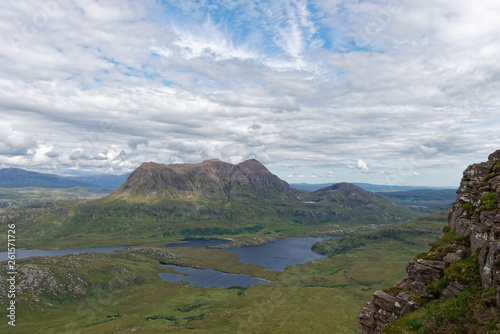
[{"left": 360, "top": 150, "right": 500, "bottom": 333}]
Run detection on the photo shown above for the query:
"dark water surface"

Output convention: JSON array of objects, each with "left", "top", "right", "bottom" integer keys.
[
  {"left": 159, "top": 264, "right": 270, "bottom": 288},
  {"left": 219, "top": 236, "right": 334, "bottom": 271},
  {"left": 165, "top": 236, "right": 334, "bottom": 271},
  {"left": 0, "top": 246, "right": 127, "bottom": 262}
]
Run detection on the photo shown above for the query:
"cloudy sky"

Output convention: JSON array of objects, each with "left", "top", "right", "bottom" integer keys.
[{"left": 1, "top": 0, "right": 499, "bottom": 187}]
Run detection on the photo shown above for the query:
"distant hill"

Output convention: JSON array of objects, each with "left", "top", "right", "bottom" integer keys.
[
  {"left": 292, "top": 183, "right": 457, "bottom": 213},
  {"left": 291, "top": 182, "right": 455, "bottom": 192},
  {"left": 0, "top": 167, "right": 128, "bottom": 189},
  {"left": 0, "top": 168, "right": 95, "bottom": 188},
  {"left": 20, "top": 159, "right": 421, "bottom": 245}
]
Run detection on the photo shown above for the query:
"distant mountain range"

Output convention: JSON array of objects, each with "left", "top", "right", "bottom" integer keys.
[
  {"left": 19, "top": 159, "right": 421, "bottom": 244},
  {"left": 0, "top": 168, "right": 95, "bottom": 188},
  {"left": 0, "top": 168, "right": 129, "bottom": 188},
  {"left": 0, "top": 167, "right": 454, "bottom": 193}
]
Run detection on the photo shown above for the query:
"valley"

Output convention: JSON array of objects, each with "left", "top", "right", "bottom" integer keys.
[
  {"left": 0, "top": 212, "right": 447, "bottom": 333},
  {"left": 0, "top": 159, "right": 455, "bottom": 333}
]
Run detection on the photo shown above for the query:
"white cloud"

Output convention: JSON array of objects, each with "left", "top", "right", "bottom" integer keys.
[
  {"left": 0, "top": 0, "right": 498, "bottom": 187},
  {"left": 0, "top": 123, "right": 37, "bottom": 155},
  {"left": 356, "top": 159, "right": 369, "bottom": 173}
]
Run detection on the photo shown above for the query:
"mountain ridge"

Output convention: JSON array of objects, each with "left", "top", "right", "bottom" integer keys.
[
  {"left": 112, "top": 159, "right": 295, "bottom": 201},
  {"left": 17, "top": 158, "right": 420, "bottom": 247}
]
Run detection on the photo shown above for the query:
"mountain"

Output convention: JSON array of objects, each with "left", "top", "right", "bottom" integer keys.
[
  {"left": 112, "top": 159, "right": 293, "bottom": 201},
  {"left": 360, "top": 150, "right": 500, "bottom": 333},
  {"left": 19, "top": 159, "right": 420, "bottom": 247},
  {"left": 305, "top": 182, "right": 418, "bottom": 224},
  {"left": 0, "top": 168, "right": 95, "bottom": 188},
  {"left": 291, "top": 182, "right": 455, "bottom": 192},
  {"left": 68, "top": 173, "right": 130, "bottom": 187},
  {"left": 0, "top": 167, "right": 129, "bottom": 190}
]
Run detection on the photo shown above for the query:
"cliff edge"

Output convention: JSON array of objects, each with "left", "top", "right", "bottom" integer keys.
[{"left": 360, "top": 150, "right": 500, "bottom": 333}]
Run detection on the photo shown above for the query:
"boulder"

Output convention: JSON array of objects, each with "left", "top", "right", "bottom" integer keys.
[
  {"left": 416, "top": 259, "right": 447, "bottom": 271},
  {"left": 443, "top": 250, "right": 465, "bottom": 263},
  {"left": 407, "top": 261, "right": 444, "bottom": 284},
  {"left": 373, "top": 291, "right": 397, "bottom": 312}
]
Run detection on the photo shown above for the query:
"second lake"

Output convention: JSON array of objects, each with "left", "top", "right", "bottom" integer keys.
[{"left": 166, "top": 236, "right": 334, "bottom": 271}]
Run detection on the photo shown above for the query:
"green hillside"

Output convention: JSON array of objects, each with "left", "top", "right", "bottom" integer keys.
[
  {"left": 0, "top": 210, "right": 447, "bottom": 334},
  {"left": 11, "top": 159, "right": 421, "bottom": 249}
]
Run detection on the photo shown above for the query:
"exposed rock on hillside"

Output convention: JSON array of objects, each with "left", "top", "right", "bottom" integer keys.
[
  {"left": 114, "top": 159, "right": 294, "bottom": 201},
  {"left": 360, "top": 150, "right": 500, "bottom": 333}
]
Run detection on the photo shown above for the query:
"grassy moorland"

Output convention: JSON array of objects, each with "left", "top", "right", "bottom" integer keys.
[{"left": 0, "top": 210, "right": 448, "bottom": 333}]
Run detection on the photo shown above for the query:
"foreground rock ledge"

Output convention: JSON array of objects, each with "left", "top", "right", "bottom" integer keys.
[{"left": 359, "top": 149, "right": 500, "bottom": 333}]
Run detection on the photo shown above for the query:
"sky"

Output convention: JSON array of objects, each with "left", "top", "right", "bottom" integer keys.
[{"left": 0, "top": 0, "right": 499, "bottom": 187}]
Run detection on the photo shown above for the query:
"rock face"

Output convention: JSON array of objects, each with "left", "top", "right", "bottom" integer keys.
[
  {"left": 359, "top": 150, "right": 500, "bottom": 333},
  {"left": 114, "top": 159, "right": 295, "bottom": 201}
]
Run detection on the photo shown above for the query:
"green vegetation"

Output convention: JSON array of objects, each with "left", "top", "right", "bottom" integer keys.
[
  {"left": 479, "top": 192, "right": 499, "bottom": 212},
  {"left": 0, "top": 161, "right": 468, "bottom": 332},
  {"left": 415, "top": 227, "right": 470, "bottom": 261},
  {"left": 385, "top": 285, "right": 500, "bottom": 333},
  {"left": 479, "top": 172, "right": 496, "bottom": 187},
  {"left": 168, "top": 225, "right": 264, "bottom": 238},
  {"left": 2, "top": 181, "right": 421, "bottom": 249},
  {"left": 0, "top": 211, "right": 448, "bottom": 333},
  {"left": 384, "top": 225, "right": 500, "bottom": 333}
]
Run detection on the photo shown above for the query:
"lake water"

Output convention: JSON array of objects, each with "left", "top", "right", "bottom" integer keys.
[
  {"left": 159, "top": 264, "right": 270, "bottom": 288},
  {"left": 0, "top": 246, "right": 127, "bottom": 262},
  {"left": 2, "top": 236, "right": 333, "bottom": 288},
  {"left": 165, "top": 236, "right": 334, "bottom": 271},
  {"left": 165, "top": 238, "right": 230, "bottom": 249},
  {"left": 219, "top": 236, "right": 334, "bottom": 271}
]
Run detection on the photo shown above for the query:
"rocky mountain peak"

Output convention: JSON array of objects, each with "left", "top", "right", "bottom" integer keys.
[
  {"left": 111, "top": 158, "right": 293, "bottom": 200},
  {"left": 359, "top": 150, "right": 500, "bottom": 333}
]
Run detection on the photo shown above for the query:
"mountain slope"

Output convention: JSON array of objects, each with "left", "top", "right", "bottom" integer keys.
[
  {"left": 303, "top": 182, "right": 418, "bottom": 224},
  {"left": 111, "top": 159, "right": 294, "bottom": 202},
  {"left": 18, "top": 159, "right": 420, "bottom": 247}
]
